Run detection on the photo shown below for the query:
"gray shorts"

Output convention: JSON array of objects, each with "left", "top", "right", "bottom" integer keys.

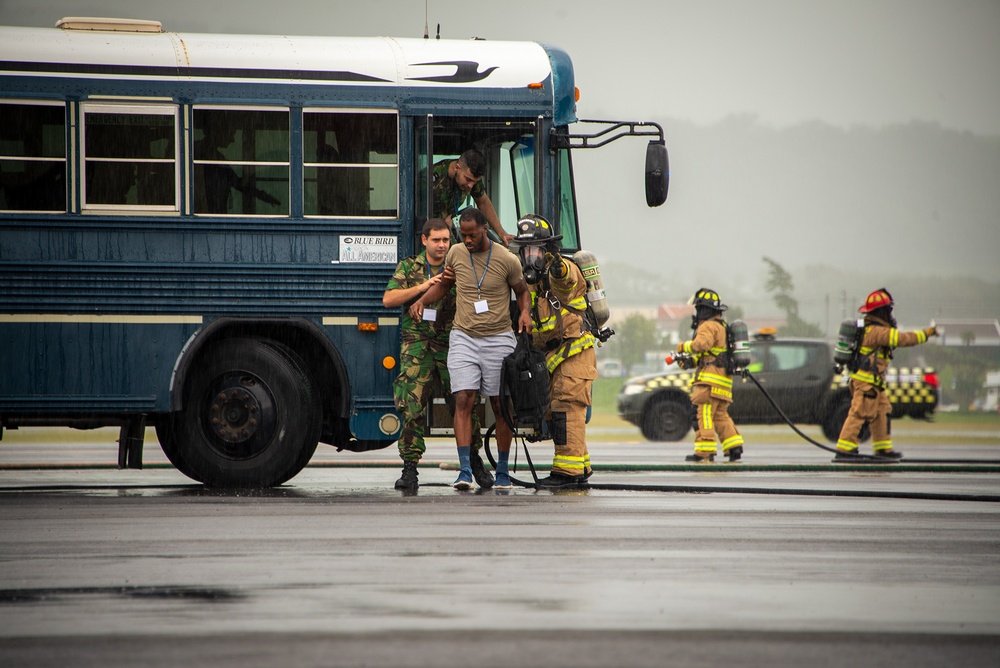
[{"left": 447, "top": 329, "right": 516, "bottom": 397}]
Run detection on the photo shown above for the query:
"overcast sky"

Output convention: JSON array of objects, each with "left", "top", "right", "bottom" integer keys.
[
  {"left": 3, "top": 0, "right": 998, "bottom": 135},
  {"left": 3, "top": 0, "right": 999, "bottom": 300}
]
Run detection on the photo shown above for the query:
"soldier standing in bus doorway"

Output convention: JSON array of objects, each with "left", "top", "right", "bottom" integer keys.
[
  {"left": 516, "top": 214, "right": 599, "bottom": 489},
  {"left": 835, "top": 288, "right": 938, "bottom": 461},
  {"left": 409, "top": 208, "right": 532, "bottom": 490},
  {"left": 383, "top": 218, "right": 492, "bottom": 491},
  {"left": 677, "top": 288, "right": 745, "bottom": 463},
  {"left": 432, "top": 148, "right": 513, "bottom": 246}
]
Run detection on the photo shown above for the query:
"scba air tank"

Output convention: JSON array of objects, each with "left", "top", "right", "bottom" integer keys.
[
  {"left": 572, "top": 249, "right": 609, "bottom": 327},
  {"left": 729, "top": 319, "right": 751, "bottom": 370},
  {"left": 834, "top": 318, "right": 864, "bottom": 368}
]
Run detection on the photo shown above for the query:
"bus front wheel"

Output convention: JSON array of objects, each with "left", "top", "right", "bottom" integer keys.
[{"left": 174, "top": 337, "right": 321, "bottom": 488}]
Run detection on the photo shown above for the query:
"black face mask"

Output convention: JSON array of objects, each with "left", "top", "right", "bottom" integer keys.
[{"left": 520, "top": 245, "right": 546, "bottom": 284}]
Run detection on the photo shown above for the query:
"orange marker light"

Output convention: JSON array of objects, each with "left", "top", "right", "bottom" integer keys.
[
  {"left": 382, "top": 356, "right": 396, "bottom": 370},
  {"left": 358, "top": 322, "right": 378, "bottom": 332},
  {"left": 528, "top": 82, "right": 543, "bottom": 90}
]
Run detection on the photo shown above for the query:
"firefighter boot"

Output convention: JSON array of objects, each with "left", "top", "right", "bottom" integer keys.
[
  {"left": 394, "top": 460, "right": 419, "bottom": 490},
  {"left": 726, "top": 446, "right": 743, "bottom": 463},
  {"left": 537, "top": 471, "right": 582, "bottom": 489}
]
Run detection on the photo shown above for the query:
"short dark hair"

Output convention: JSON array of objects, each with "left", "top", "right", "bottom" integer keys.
[
  {"left": 458, "top": 206, "right": 487, "bottom": 227},
  {"left": 458, "top": 149, "right": 486, "bottom": 178},
  {"left": 421, "top": 217, "right": 450, "bottom": 237}
]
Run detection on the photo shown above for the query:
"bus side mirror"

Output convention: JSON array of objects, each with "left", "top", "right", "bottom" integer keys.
[{"left": 644, "top": 140, "right": 669, "bottom": 207}]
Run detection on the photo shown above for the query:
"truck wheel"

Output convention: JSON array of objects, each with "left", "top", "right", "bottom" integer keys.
[
  {"left": 823, "top": 398, "right": 871, "bottom": 443},
  {"left": 174, "top": 338, "right": 321, "bottom": 488},
  {"left": 641, "top": 396, "right": 691, "bottom": 442}
]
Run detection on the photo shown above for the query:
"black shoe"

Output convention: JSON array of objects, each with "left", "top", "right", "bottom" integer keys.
[
  {"left": 833, "top": 450, "right": 859, "bottom": 462},
  {"left": 876, "top": 450, "right": 903, "bottom": 460},
  {"left": 580, "top": 469, "right": 593, "bottom": 487},
  {"left": 394, "top": 460, "right": 419, "bottom": 490},
  {"left": 537, "top": 471, "right": 581, "bottom": 489},
  {"left": 726, "top": 446, "right": 743, "bottom": 462},
  {"left": 685, "top": 453, "right": 715, "bottom": 463},
  {"left": 470, "top": 451, "right": 494, "bottom": 489}
]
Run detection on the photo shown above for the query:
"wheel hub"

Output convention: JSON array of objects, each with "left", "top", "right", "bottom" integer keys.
[
  {"left": 204, "top": 374, "right": 277, "bottom": 458},
  {"left": 210, "top": 383, "right": 260, "bottom": 443}
]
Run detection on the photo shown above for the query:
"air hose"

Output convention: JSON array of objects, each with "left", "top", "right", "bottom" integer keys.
[
  {"left": 479, "top": 425, "right": 999, "bottom": 502},
  {"left": 741, "top": 370, "right": 1000, "bottom": 465}
]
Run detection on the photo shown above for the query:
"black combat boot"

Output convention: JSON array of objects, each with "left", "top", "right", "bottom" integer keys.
[
  {"left": 470, "top": 450, "right": 494, "bottom": 489},
  {"left": 394, "top": 460, "right": 419, "bottom": 490}
]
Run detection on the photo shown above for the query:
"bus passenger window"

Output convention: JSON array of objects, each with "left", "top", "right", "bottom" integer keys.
[
  {"left": 193, "top": 108, "right": 289, "bottom": 216},
  {"left": 303, "top": 110, "right": 398, "bottom": 217},
  {"left": 81, "top": 104, "right": 177, "bottom": 210},
  {"left": 0, "top": 102, "right": 66, "bottom": 212}
]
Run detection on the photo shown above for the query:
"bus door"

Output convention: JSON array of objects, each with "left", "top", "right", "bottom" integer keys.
[{"left": 413, "top": 116, "right": 581, "bottom": 249}]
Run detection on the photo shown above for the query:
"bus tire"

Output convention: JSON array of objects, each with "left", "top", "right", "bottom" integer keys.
[
  {"left": 640, "top": 395, "right": 691, "bottom": 442},
  {"left": 155, "top": 419, "right": 203, "bottom": 483},
  {"left": 175, "top": 337, "right": 321, "bottom": 488}
]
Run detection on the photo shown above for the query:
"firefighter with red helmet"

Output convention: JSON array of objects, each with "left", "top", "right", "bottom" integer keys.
[
  {"left": 676, "top": 288, "right": 745, "bottom": 463},
  {"left": 515, "top": 214, "right": 598, "bottom": 489},
  {"left": 836, "top": 288, "right": 938, "bottom": 460}
]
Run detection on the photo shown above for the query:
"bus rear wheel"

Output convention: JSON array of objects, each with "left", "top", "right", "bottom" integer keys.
[
  {"left": 175, "top": 337, "right": 321, "bottom": 488},
  {"left": 155, "top": 420, "right": 203, "bottom": 483}
]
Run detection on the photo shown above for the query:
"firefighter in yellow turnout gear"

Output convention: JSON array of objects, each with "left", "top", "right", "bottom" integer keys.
[
  {"left": 677, "top": 288, "right": 744, "bottom": 463},
  {"left": 516, "top": 215, "right": 598, "bottom": 489},
  {"left": 836, "top": 288, "right": 938, "bottom": 460}
]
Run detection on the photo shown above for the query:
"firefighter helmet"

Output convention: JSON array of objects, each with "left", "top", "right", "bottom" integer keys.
[
  {"left": 514, "top": 214, "right": 561, "bottom": 245},
  {"left": 690, "top": 287, "right": 727, "bottom": 312},
  {"left": 859, "top": 288, "right": 894, "bottom": 314}
]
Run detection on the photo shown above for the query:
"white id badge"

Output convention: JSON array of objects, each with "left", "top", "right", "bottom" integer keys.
[
  {"left": 474, "top": 299, "right": 489, "bottom": 314},
  {"left": 423, "top": 308, "right": 438, "bottom": 322}
]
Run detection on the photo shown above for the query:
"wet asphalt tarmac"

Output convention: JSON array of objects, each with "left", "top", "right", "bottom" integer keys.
[{"left": 1, "top": 428, "right": 998, "bottom": 667}]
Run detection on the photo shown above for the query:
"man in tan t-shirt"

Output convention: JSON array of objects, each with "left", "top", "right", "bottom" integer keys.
[{"left": 410, "top": 207, "right": 531, "bottom": 490}]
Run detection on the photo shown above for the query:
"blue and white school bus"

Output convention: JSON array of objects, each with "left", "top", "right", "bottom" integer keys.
[{"left": 0, "top": 17, "right": 668, "bottom": 487}]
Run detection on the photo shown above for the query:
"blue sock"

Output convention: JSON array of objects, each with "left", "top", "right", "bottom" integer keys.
[
  {"left": 457, "top": 446, "right": 471, "bottom": 473},
  {"left": 495, "top": 449, "right": 509, "bottom": 478}
]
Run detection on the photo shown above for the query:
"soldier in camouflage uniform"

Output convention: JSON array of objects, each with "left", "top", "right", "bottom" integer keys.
[
  {"left": 430, "top": 149, "right": 512, "bottom": 246},
  {"left": 383, "top": 218, "right": 490, "bottom": 490}
]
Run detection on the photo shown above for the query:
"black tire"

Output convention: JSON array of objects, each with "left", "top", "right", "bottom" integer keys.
[
  {"left": 640, "top": 395, "right": 691, "bottom": 442},
  {"left": 174, "top": 338, "right": 321, "bottom": 488},
  {"left": 155, "top": 419, "right": 203, "bottom": 483},
  {"left": 822, "top": 397, "right": 870, "bottom": 443}
]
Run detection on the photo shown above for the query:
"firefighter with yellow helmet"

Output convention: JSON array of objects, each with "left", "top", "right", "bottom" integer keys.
[
  {"left": 515, "top": 214, "right": 598, "bottom": 489},
  {"left": 836, "top": 288, "right": 938, "bottom": 460},
  {"left": 677, "top": 288, "right": 744, "bottom": 463}
]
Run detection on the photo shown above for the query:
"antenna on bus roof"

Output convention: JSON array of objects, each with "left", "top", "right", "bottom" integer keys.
[
  {"left": 423, "top": 0, "right": 429, "bottom": 38},
  {"left": 436, "top": 23, "right": 441, "bottom": 40}
]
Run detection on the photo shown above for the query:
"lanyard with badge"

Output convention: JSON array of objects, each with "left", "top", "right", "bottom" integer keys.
[
  {"left": 422, "top": 259, "right": 442, "bottom": 322},
  {"left": 470, "top": 240, "right": 493, "bottom": 314}
]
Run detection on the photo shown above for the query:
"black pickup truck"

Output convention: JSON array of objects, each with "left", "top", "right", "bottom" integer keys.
[{"left": 616, "top": 334, "right": 939, "bottom": 442}]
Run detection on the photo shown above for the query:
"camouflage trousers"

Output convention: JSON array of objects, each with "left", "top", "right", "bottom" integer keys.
[{"left": 393, "top": 342, "right": 483, "bottom": 462}]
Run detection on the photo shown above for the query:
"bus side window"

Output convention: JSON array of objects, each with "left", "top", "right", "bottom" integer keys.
[
  {"left": 82, "top": 104, "right": 177, "bottom": 209},
  {"left": 0, "top": 102, "right": 67, "bottom": 212},
  {"left": 303, "top": 110, "right": 398, "bottom": 217},
  {"left": 193, "top": 108, "right": 289, "bottom": 216}
]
